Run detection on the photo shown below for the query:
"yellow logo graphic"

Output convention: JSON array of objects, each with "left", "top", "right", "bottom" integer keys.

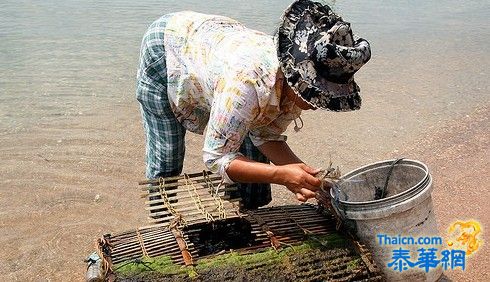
[{"left": 447, "top": 220, "right": 482, "bottom": 255}]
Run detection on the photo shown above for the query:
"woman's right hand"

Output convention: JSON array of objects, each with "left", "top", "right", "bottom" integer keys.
[{"left": 274, "top": 163, "right": 322, "bottom": 202}]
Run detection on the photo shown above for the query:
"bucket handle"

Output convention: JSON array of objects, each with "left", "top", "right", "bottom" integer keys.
[
  {"left": 328, "top": 181, "right": 359, "bottom": 232},
  {"left": 374, "top": 158, "right": 405, "bottom": 200},
  {"left": 319, "top": 180, "right": 353, "bottom": 231},
  {"left": 331, "top": 181, "right": 347, "bottom": 219}
]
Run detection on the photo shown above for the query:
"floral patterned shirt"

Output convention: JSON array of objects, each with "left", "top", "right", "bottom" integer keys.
[{"left": 164, "top": 11, "right": 302, "bottom": 183}]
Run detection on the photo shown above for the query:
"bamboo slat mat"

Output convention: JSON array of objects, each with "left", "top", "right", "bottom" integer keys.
[
  {"left": 105, "top": 226, "right": 197, "bottom": 265},
  {"left": 139, "top": 171, "right": 241, "bottom": 228}
]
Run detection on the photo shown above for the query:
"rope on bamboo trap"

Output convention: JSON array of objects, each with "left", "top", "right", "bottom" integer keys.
[
  {"left": 96, "top": 236, "right": 114, "bottom": 279},
  {"left": 183, "top": 173, "right": 214, "bottom": 222},
  {"left": 136, "top": 229, "right": 149, "bottom": 258},
  {"left": 159, "top": 177, "right": 187, "bottom": 227},
  {"left": 203, "top": 170, "right": 226, "bottom": 219}
]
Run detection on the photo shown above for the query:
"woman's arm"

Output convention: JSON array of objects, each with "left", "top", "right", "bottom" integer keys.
[
  {"left": 256, "top": 140, "right": 302, "bottom": 165},
  {"left": 226, "top": 154, "right": 321, "bottom": 202}
]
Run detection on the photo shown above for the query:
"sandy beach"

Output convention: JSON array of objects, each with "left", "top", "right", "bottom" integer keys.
[{"left": 1, "top": 0, "right": 488, "bottom": 281}]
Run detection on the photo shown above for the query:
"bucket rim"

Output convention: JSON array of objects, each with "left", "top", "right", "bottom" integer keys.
[{"left": 330, "top": 158, "right": 430, "bottom": 206}]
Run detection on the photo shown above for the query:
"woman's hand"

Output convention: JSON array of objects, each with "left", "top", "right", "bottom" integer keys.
[
  {"left": 274, "top": 163, "right": 322, "bottom": 202},
  {"left": 226, "top": 156, "right": 322, "bottom": 202}
]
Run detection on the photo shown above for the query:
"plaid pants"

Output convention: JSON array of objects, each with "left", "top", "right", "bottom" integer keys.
[{"left": 136, "top": 15, "right": 271, "bottom": 209}]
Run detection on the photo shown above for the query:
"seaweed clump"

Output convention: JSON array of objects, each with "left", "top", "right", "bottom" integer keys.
[{"left": 115, "top": 233, "right": 382, "bottom": 282}]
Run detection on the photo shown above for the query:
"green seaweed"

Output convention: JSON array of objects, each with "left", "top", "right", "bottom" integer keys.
[
  {"left": 114, "top": 233, "right": 348, "bottom": 278},
  {"left": 196, "top": 233, "right": 347, "bottom": 270},
  {"left": 347, "top": 258, "right": 361, "bottom": 271},
  {"left": 303, "top": 233, "right": 347, "bottom": 249},
  {"left": 114, "top": 256, "right": 188, "bottom": 277}
]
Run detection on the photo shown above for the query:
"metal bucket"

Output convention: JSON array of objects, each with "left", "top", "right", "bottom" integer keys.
[{"left": 330, "top": 159, "right": 442, "bottom": 281}]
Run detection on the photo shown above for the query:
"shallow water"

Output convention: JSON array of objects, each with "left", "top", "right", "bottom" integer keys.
[{"left": 1, "top": 0, "right": 488, "bottom": 135}]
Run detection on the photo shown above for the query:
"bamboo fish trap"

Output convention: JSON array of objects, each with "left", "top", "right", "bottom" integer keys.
[
  {"left": 102, "top": 204, "right": 338, "bottom": 265},
  {"left": 98, "top": 206, "right": 380, "bottom": 276},
  {"left": 91, "top": 171, "right": 382, "bottom": 281}
]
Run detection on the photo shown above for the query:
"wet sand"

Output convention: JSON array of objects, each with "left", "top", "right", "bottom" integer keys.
[{"left": 402, "top": 107, "right": 489, "bottom": 282}]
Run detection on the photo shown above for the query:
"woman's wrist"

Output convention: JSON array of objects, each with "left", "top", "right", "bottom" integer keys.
[{"left": 270, "top": 165, "right": 285, "bottom": 186}]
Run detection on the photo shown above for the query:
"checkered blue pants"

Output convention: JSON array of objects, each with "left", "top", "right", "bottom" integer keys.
[{"left": 136, "top": 15, "right": 271, "bottom": 209}]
